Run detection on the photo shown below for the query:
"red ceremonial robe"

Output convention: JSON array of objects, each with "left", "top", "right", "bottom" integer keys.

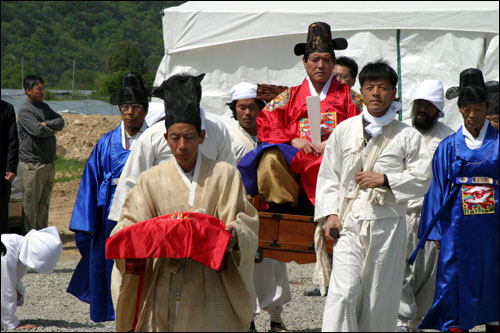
[{"left": 257, "top": 76, "right": 359, "bottom": 204}]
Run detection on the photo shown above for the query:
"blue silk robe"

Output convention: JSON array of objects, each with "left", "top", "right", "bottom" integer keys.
[
  {"left": 418, "top": 123, "right": 499, "bottom": 330},
  {"left": 67, "top": 124, "right": 130, "bottom": 322}
]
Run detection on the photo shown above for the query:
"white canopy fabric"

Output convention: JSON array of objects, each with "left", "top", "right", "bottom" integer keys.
[{"left": 155, "top": 1, "right": 499, "bottom": 130}]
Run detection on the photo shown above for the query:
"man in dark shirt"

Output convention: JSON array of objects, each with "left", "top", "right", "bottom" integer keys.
[
  {"left": 0, "top": 100, "right": 19, "bottom": 234},
  {"left": 17, "top": 75, "right": 65, "bottom": 232}
]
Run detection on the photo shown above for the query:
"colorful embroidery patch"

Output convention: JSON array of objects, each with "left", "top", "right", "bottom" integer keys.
[
  {"left": 461, "top": 185, "right": 496, "bottom": 215},
  {"left": 169, "top": 212, "right": 189, "bottom": 220},
  {"left": 351, "top": 90, "right": 364, "bottom": 112},
  {"left": 299, "top": 112, "right": 338, "bottom": 141},
  {"left": 263, "top": 89, "right": 291, "bottom": 112}
]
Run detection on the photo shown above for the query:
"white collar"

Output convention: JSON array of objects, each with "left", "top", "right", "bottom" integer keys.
[
  {"left": 172, "top": 151, "right": 202, "bottom": 207},
  {"left": 306, "top": 73, "right": 334, "bottom": 101},
  {"left": 121, "top": 121, "right": 148, "bottom": 150},
  {"left": 462, "top": 119, "right": 489, "bottom": 150},
  {"left": 362, "top": 101, "right": 401, "bottom": 137}
]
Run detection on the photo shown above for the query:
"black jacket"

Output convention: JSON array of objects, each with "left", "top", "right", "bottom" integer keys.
[{"left": 0, "top": 100, "right": 19, "bottom": 176}]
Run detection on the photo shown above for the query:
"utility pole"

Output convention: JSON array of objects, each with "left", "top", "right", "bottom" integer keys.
[{"left": 72, "top": 60, "right": 75, "bottom": 91}]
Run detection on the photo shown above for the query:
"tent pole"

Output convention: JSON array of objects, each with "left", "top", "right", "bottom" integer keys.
[
  {"left": 396, "top": 29, "right": 403, "bottom": 121},
  {"left": 397, "top": 29, "right": 402, "bottom": 121}
]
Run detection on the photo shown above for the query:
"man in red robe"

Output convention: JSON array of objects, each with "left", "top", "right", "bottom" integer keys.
[{"left": 239, "top": 22, "right": 359, "bottom": 212}]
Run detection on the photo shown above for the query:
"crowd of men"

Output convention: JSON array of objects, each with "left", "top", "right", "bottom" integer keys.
[{"left": 1, "top": 21, "right": 499, "bottom": 332}]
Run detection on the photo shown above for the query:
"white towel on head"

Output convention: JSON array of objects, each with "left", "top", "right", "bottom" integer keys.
[
  {"left": 413, "top": 79, "right": 445, "bottom": 118},
  {"left": 231, "top": 82, "right": 257, "bottom": 101},
  {"left": 362, "top": 101, "right": 401, "bottom": 137},
  {"left": 19, "top": 226, "right": 62, "bottom": 274}
]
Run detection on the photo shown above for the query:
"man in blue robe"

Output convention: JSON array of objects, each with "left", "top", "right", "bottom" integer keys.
[
  {"left": 414, "top": 69, "right": 499, "bottom": 332},
  {"left": 67, "top": 72, "right": 149, "bottom": 322}
]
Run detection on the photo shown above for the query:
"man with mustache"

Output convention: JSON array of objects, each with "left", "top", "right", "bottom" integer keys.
[
  {"left": 238, "top": 22, "right": 358, "bottom": 213},
  {"left": 415, "top": 68, "right": 498, "bottom": 332},
  {"left": 67, "top": 72, "right": 149, "bottom": 323},
  {"left": 397, "top": 80, "right": 454, "bottom": 332},
  {"left": 315, "top": 61, "right": 432, "bottom": 332}
]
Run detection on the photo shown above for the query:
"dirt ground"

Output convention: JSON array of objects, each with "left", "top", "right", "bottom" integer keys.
[{"left": 49, "top": 114, "right": 122, "bottom": 262}]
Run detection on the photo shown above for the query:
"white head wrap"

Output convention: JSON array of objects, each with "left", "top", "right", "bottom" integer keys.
[
  {"left": 413, "top": 79, "right": 445, "bottom": 118},
  {"left": 231, "top": 82, "right": 257, "bottom": 101},
  {"left": 19, "top": 226, "right": 63, "bottom": 274},
  {"left": 363, "top": 101, "right": 402, "bottom": 137}
]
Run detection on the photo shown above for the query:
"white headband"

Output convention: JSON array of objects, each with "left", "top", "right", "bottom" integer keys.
[
  {"left": 231, "top": 82, "right": 257, "bottom": 101},
  {"left": 413, "top": 79, "right": 445, "bottom": 118},
  {"left": 19, "top": 226, "right": 62, "bottom": 274}
]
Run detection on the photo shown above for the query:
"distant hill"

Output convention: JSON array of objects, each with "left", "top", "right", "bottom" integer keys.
[{"left": 1, "top": 1, "right": 185, "bottom": 90}]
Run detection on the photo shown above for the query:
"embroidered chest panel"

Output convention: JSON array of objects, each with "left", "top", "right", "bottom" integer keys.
[{"left": 461, "top": 185, "right": 496, "bottom": 215}]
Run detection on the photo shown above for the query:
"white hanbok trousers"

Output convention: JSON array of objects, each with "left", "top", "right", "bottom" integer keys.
[
  {"left": 398, "top": 207, "right": 438, "bottom": 330},
  {"left": 253, "top": 258, "right": 291, "bottom": 322},
  {"left": 322, "top": 214, "right": 407, "bottom": 332}
]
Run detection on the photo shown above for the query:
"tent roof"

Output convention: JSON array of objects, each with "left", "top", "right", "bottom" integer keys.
[{"left": 163, "top": 1, "right": 499, "bottom": 53}]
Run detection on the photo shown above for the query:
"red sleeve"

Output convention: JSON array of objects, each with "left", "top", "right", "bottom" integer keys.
[{"left": 257, "top": 88, "right": 297, "bottom": 144}]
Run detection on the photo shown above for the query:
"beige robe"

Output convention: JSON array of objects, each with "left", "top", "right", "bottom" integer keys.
[
  {"left": 230, "top": 124, "right": 257, "bottom": 163},
  {"left": 110, "top": 153, "right": 258, "bottom": 332}
]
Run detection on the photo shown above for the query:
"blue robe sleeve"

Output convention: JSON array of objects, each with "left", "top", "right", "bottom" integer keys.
[
  {"left": 69, "top": 140, "right": 104, "bottom": 234},
  {"left": 419, "top": 138, "right": 453, "bottom": 242}
]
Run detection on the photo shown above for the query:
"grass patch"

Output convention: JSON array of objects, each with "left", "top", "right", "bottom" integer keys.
[{"left": 55, "top": 155, "right": 86, "bottom": 183}]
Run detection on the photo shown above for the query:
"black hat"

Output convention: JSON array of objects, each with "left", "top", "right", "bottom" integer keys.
[
  {"left": 110, "top": 72, "right": 149, "bottom": 105},
  {"left": 486, "top": 81, "right": 499, "bottom": 115},
  {"left": 294, "top": 22, "right": 347, "bottom": 58},
  {"left": 445, "top": 68, "right": 489, "bottom": 104},
  {"left": 152, "top": 74, "right": 205, "bottom": 132}
]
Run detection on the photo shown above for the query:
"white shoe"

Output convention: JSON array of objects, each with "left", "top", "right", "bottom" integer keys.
[{"left": 396, "top": 326, "right": 409, "bottom": 332}]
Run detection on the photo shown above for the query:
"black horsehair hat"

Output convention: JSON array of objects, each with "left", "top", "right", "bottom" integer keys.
[
  {"left": 110, "top": 72, "right": 149, "bottom": 106},
  {"left": 445, "top": 68, "right": 498, "bottom": 105},
  {"left": 152, "top": 73, "right": 205, "bottom": 133},
  {"left": 294, "top": 22, "right": 347, "bottom": 58}
]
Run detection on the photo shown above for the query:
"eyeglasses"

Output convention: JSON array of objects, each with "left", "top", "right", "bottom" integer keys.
[{"left": 119, "top": 104, "right": 144, "bottom": 112}]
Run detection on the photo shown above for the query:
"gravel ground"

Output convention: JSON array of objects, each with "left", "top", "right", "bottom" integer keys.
[{"left": 6, "top": 260, "right": 485, "bottom": 332}]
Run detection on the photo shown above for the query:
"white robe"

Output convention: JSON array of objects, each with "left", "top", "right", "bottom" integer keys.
[
  {"left": 398, "top": 120, "right": 454, "bottom": 329},
  {"left": 108, "top": 118, "right": 235, "bottom": 222},
  {"left": 1, "top": 234, "right": 27, "bottom": 330},
  {"left": 230, "top": 124, "right": 257, "bottom": 164},
  {"left": 315, "top": 114, "right": 432, "bottom": 332},
  {"left": 229, "top": 123, "right": 291, "bottom": 322}
]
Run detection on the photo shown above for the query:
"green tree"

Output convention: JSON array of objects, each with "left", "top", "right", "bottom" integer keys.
[{"left": 108, "top": 41, "right": 147, "bottom": 74}]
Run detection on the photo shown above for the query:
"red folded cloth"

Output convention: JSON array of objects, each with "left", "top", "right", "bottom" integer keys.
[{"left": 106, "top": 212, "right": 231, "bottom": 271}]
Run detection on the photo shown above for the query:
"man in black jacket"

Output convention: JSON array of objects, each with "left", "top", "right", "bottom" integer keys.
[
  {"left": 17, "top": 75, "right": 65, "bottom": 232},
  {"left": 0, "top": 100, "right": 19, "bottom": 234}
]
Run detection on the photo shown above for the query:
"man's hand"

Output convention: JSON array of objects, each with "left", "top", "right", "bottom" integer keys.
[
  {"left": 40, "top": 121, "right": 47, "bottom": 127},
  {"left": 324, "top": 214, "right": 342, "bottom": 244},
  {"left": 225, "top": 224, "right": 238, "bottom": 252},
  {"left": 355, "top": 171, "right": 385, "bottom": 189},
  {"left": 290, "top": 138, "right": 321, "bottom": 155},
  {"left": 15, "top": 323, "right": 37, "bottom": 330},
  {"left": 434, "top": 241, "right": 441, "bottom": 250},
  {"left": 5, "top": 172, "right": 15, "bottom": 182}
]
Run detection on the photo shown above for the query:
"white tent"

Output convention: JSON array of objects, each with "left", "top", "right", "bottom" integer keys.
[{"left": 154, "top": 1, "right": 499, "bottom": 130}]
